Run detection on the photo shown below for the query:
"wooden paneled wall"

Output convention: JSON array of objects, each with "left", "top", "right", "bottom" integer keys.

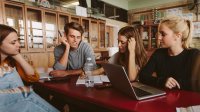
[
  {"left": 22, "top": 52, "right": 54, "bottom": 69},
  {"left": 0, "top": 1, "right": 3, "bottom": 24}
]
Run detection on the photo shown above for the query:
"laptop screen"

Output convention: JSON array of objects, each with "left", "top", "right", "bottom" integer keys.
[{"left": 102, "top": 63, "right": 137, "bottom": 98}]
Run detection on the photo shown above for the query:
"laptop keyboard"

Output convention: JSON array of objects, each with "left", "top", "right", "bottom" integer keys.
[{"left": 133, "top": 87, "right": 152, "bottom": 97}]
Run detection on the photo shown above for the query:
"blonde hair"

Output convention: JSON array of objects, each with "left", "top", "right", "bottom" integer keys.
[{"left": 159, "top": 15, "right": 193, "bottom": 49}]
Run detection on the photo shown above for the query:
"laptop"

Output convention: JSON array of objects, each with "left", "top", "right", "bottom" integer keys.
[{"left": 102, "top": 63, "right": 166, "bottom": 100}]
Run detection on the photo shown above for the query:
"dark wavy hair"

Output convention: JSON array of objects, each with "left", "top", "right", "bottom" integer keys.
[{"left": 64, "top": 22, "right": 84, "bottom": 36}]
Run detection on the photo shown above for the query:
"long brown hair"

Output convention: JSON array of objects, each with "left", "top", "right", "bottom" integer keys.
[
  {"left": 118, "top": 26, "right": 147, "bottom": 68},
  {"left": 0, "top": 24, "right": 17, "bottom": 66}
]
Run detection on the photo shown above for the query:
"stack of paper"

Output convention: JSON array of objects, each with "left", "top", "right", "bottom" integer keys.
[
  {"left": 176, "top": 105, "right": 200, "bottom": 112},
  {"left": 38, "top": 67, "right": 53, "bottom": 80},
  {"left": 99, "top": 75, "right": 110, "bottom": 82},
  {"left": 76, "top": 75, "right": 110, "bottom": 85}
]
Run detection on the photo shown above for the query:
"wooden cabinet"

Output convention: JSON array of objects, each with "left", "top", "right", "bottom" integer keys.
[
  {"left": 142, "top": 24, "right": 158, "bottom": 50},
  {"left": 106, "top": 25, "right": 114, "bottom": 47},
  {"left": 57, "top": 12, "right": 70, "bottom": 44},
  {"left": 70, "top": 15, "right": 80, "bottom": 24},
  {"left": 3, "top": 2, "right": 27, "bottom": 52},
  {"left": 89, "top": 19, "right": 106, "bottom": 49},
  {"left": 25, "top": 7, "right": 44, "bottom": 52},
  {"left": 1, "top": 0, "right": 109, "bottom": 67},
  {"left": 81, "top": 18, "right": 107, "bottom": 49},
  {"left": 58, "top": 13, "right": 70, "bottom": 34},
  {"left": 90, "top": 19, "right": 99, "bottom": 49},
  {"left": 0, "top": 1, "right": 3, "bottom": 24},
  {"left": 44, "top": 11, "right": 57, "bottom": 51},
  {"left": 1, "top": 1, "right": 108, "bottom": 52},
  {"left": 47, "top": 52, "right": 55, "bottom": 67},
  {"left": 99, "top": 20, "right": 106, "bottom": 48},
  {"left": 22, "top": 53, "right": 48, "bottom": 68},
  {"left": 81, "top": 17, "right": 90, "bottom": 43}
]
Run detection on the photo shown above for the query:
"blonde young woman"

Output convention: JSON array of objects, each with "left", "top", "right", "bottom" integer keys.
[
  {"left": 95, "top": 26, "right": 147, "bottom": 81},
  {"left": 139, "top": 16, "right": 200, "bottom": 90}
]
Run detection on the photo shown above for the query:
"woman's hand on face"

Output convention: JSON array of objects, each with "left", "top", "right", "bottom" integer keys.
[
  {"left": 59, "top": 36, "right": 70, "bottom": 50},
  {"left": 128, "top": 38, "right": 136, "bottom": 54},
  {"left": 49, "top": 70, "right": 67, "bottom": 77},
  {"left": 165, "top": 77, "right": 180, "bottom": 89}
]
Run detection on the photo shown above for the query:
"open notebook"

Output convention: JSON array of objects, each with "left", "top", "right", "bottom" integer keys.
[
  {"left": 38, "top": 67, "right": 53, "bottom": 81},
  {"left": 76, "top": 75, "right": 110, "bottom": 85}
]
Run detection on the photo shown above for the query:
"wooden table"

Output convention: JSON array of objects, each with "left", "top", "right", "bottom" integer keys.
[{"left": 34, "top": 75, "right": 200, "bottom": 112}]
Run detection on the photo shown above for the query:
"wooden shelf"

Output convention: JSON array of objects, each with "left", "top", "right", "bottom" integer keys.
[
  {"left": 3, "top": 2, "right": 27, "bottom": 51},
  {"left": 70, "top": 15, "right": 80, "bottom": 24},
  {"left": 0, "top": 0, "right": 110, "bottom": 67},
  {"left": 81, "top": 17, "right": 90, "bottom": 43},
  {"left": 141, "top": 24, "right": 158, "bottom": 50},
  {"left": 44, "top": 11, "right": 57, "bottom": 51}
]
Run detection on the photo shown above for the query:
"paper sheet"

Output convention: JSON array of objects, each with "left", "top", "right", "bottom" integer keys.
[
  {"left": 76, "top": 75, "right": 110, "bottom": 85},
  {"left": 176, "top": 105, "right": 200, "bottom": 112}
]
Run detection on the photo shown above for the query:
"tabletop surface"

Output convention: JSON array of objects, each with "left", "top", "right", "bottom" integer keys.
[{"left": 35, "top": 75, "right": 200, "bottom": 112}]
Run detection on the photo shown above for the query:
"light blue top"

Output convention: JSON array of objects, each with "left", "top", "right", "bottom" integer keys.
[
  {"left": 0, "top": 68, "right": 59, "bottom": 112},
  {"left": 0, "top": 68, "right": 24, "bottom": 90}
]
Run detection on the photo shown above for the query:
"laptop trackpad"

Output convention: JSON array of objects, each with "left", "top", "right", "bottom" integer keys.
[{"left": 132, "top": 82, "right": 162, "bottom": 94}]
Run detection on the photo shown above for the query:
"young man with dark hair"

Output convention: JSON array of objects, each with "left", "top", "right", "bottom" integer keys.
[
  {"left": 48, "top": 22, "right": 96, "bottom": 111},
  {"left": 50, "top": 22, "right": 96, "bottom": 77}
]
